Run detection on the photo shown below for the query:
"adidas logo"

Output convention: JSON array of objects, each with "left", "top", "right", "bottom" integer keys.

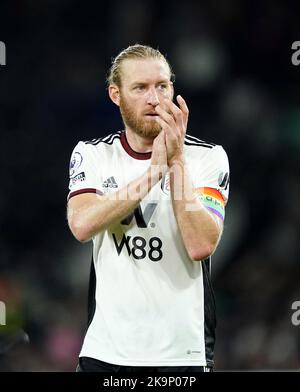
[{"left": 102, "top": 176, "right": 118, "bottom": 188}]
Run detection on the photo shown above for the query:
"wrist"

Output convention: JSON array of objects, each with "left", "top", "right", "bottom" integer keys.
[
  {"left": 168, "top": 155, "right": 185, "bottom": 168},
  {"left": 147, "top": 164, "right": 167, "bottom": 183}
]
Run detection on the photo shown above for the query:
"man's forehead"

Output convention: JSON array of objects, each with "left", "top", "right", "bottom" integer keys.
[{"left": 121, "top": 58, "right": 170, "bottom": 84}]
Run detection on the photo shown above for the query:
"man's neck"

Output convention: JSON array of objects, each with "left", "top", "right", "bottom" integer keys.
[{"left": 125, "top": 128, "right": 154, "bottom": 153}]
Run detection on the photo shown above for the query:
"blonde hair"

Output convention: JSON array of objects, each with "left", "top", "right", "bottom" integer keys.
[{"left": 106, "top": 44, "right": 175, "bottom": 87}]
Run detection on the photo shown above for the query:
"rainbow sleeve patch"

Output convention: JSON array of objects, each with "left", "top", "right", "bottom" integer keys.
[{"left": 194, "top": 187, "right": 225, "bottom": 221}]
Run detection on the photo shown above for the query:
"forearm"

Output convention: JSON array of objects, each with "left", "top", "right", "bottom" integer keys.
[
  {"left": 170, "top": 159, "right": 222, "bottom": 261},
  {"left": 68, "top": 167, "right": 162, "bottom": 242}
]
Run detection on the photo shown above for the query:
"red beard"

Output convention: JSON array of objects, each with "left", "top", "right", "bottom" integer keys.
[{"left": 119, "top": 95, "right": 161, "bottom": 139}]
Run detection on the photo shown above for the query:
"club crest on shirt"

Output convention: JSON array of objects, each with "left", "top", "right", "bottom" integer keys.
[
  {"left": 69, "top": 152, "right": 83, "bottom": 177},
  {"left": 161, "top": 173, "right": 170, "bottom": 194}
]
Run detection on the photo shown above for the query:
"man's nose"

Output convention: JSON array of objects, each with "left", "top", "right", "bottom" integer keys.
[{"left": 146, "top": 88, "right": 160, "bottom": 106}]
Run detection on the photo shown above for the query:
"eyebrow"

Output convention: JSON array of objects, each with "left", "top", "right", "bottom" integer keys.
[{"left": 131, "top": 79, "right": 170, "bottom": 86}]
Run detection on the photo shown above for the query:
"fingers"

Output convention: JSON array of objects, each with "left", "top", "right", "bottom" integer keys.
[
  {"left": 155, "top": 104, "right": 175, "bottom": 125},
  {"left": 154, "top": 115, "right": 169, "bottom": 130},
  {"left": 153, "top": 96, "right": 188, "bottom": 165},
  {"left": 157, "top": 98, "right": 182, "bottom": 125},
  {"left": 176, "top": 95, "right": 189, "bottom": 117},
  {"left": 155, "top": 96, "right": 188, "bottom": 131},
  {"left": 165, "top": 98, "right": 183, "bottom": 121},
  {"left": 176, "top": 95, "right": 189, "bottom": 129}
]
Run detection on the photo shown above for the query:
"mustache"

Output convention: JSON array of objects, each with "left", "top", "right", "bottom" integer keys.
[{"left": 143, "top": 107, "right": 173, "bottom": 116}]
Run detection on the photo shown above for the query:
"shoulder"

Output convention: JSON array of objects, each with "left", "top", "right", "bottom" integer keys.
[
  {"left": 83, "top": 131, "right": 122, "bottom": 147},
  {"left": 184, "top": 133, "right": 228, "bottom": 157},
  {"left": 184, "top": 134, "right": 229, "bottom": 167},
  {"left": 184, "top": 134, "right": 216, "bottom": 149},
  {"left": 72, "top": 131, "right": 122, "bottom": 156},
  {"left": 70, "top": 131, "right": 122, "bottom": 167}
]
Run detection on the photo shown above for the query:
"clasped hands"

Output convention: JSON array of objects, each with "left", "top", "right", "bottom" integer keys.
[{"left": 152, "top": 95, "right": 189, "bottom": 169}]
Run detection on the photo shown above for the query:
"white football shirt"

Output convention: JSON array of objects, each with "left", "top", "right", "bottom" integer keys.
[{"left": 68, "top": 130, "right": 229, "bottom": 367}]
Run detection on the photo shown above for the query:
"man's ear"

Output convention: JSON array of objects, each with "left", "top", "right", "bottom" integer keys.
[{"left": 109, "top": 84, "right": 120, "bottom": 106}]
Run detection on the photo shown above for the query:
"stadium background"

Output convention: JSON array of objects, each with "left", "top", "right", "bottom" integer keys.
[{"left": 0, "top": 0, "right": 300, "bottom": 371}]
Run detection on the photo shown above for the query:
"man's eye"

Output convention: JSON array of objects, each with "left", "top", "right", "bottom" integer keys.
[
  {"left": 134, "top": 86, "right": 145, "bottom": 91},
  {"left": 158, "top": 84, "right": 167, "bottom": 90}
]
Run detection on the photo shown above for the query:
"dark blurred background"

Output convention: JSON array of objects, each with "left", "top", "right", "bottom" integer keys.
[{"left": 1, "top": 0, "right": 300, "bottom": 371}]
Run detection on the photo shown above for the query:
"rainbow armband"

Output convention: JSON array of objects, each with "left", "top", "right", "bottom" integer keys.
[{"left": 195, "top": 187, "right": 225, "bottom": 221}]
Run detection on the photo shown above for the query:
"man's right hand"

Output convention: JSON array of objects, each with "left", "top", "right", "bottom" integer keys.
[{"left": 150, "top": 131, "right": 168, "bottom": 178}]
